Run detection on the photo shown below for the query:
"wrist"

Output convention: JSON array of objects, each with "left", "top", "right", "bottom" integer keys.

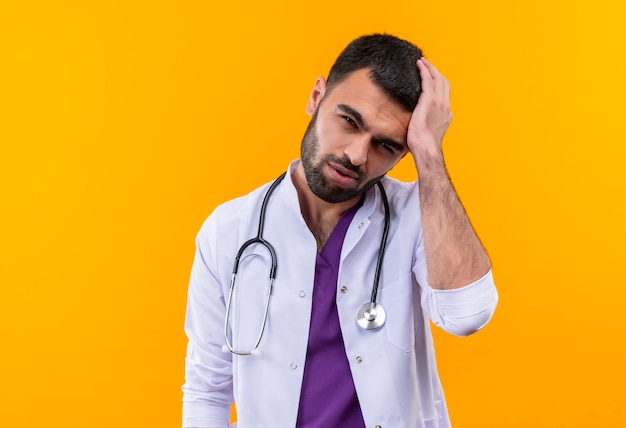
[{"left": 411, "top": 143, "right": 446, "bottom": 176}]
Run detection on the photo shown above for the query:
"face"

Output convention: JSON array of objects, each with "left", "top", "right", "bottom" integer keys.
[{"left": 301, "top": 68, "right": 412, "bottom": 204}]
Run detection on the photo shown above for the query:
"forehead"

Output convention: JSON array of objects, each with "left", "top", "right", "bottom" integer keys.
[{"left": 323, "top": 69, "right": 412, "bottom": 137}]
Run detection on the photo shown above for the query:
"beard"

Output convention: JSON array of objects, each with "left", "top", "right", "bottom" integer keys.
[{"left": 300, "top": 111, "right": 385, "bottom": 203}]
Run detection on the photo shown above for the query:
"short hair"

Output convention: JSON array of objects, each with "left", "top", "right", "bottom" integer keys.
[{"left": 326, "top": 33, "right": 423, "bottom": 112}]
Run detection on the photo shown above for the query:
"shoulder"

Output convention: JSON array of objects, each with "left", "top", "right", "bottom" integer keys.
[
  {"left": 213, "top": 183, "right": 271, "bottom": 217},
  {"left": 198, "top": 180, "right": 275, "bottom": 237},
  {"left": 379, "top": 175, "right": 419, "bottom": 208}
]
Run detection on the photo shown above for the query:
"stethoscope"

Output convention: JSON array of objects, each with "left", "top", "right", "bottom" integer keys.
[{"left": 222, "top": 172, "right": 390, "bottom": 356}]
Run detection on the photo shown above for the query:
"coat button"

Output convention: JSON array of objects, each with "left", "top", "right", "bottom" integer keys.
[
  {"left": 375, "top": 425, "right": 382, "bottom": 428},
  {"left": 299, "top": 290, "right": 306, "bottom": 298},
  {"left": 356, "top": 356, "right": 363, "bottom": 363},
  {"left": 290, "top": 363, "right": 298, "bottom": 370},
  {"left": 358, "top": 222, "right": 364, "bottom": 229},
  {"left": 340, "top": 286, "right": 348, "bottom": 293}
]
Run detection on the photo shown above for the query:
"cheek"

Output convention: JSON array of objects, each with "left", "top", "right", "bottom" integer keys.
[
  {"left": 369, "top": 153, "right": 404, "bottom": 177},
  {"left": 316, "top": 121, "right": 346, "bottom": 153}
]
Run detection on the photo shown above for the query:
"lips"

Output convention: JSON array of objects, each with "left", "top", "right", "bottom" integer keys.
[
  {"left": 332, "top": 164, "right": 359, "bottom": 178},
  {"left": 327, "top": 162, "right": 361, "bottom": 186}
]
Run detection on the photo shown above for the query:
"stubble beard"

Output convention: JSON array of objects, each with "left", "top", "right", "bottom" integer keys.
[{"left": 300, "top": 112, "right": 385, "bottom": 204}]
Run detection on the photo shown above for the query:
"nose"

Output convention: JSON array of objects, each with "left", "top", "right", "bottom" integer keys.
[{"left": 344, "top": 135, "right": 370, "bottom": 167}]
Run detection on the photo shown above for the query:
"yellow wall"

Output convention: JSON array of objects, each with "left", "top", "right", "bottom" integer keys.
[{"left": 1, "top": 1, "right": 625, "bottom": 426}]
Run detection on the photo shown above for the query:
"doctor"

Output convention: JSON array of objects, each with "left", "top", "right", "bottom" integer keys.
[{"left": 182, "top": 34, "right": 498, "bottom": 428}]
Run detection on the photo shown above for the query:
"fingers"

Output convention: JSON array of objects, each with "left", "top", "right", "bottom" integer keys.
[
  {"left": 409, "top": 57, "right": 453, "bottom": 148},
  {"left": 416, "top": 59, "right": 433, "bottom": 93},
  {"left": 417, "top": 58, "right": 450, "bottom": 99}
]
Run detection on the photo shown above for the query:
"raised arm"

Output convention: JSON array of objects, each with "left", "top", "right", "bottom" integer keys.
[{"left": 408, "top": 58, "right": 491, "bottom": 290}]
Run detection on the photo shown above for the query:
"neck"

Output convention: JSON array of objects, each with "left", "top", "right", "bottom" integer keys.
[{"left": 292, "top": 163, "right": 360, "bottom": 252}]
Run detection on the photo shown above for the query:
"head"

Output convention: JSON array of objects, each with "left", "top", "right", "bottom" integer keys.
[
  {"left": 326, "top": 33, "right": 423, "bottom": 112},
  {"left": 300, "top": 34, "right": 423, "bottom": 203}
]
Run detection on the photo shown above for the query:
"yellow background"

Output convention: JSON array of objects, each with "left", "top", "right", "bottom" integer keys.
[{"left": 1, "top": 0, "right": 625, "bottom": 426}]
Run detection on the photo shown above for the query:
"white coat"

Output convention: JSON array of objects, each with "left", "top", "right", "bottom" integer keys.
[{"left": 183, "top": 160, "right": 498, "bottom": 428}]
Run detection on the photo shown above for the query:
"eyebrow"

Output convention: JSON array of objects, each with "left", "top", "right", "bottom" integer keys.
[
  {"left": 338, "top": 104, "right": 366, "bottom": 129},
  {"left": 337, "top": 104, "right": 407, "bottom": 153}
]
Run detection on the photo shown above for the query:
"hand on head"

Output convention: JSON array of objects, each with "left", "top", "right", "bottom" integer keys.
[{"left": 407, "top": 58, "right": 453, "bottom": 157}]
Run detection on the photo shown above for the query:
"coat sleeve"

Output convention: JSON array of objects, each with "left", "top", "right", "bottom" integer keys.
[
  {"left": 182, "top": 215, "right": 233, "bottom": 428},
  {"left": 417, "top": 267, "right": 498, "bottom": 337}
]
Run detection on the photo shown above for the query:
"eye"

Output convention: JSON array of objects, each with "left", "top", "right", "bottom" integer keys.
[
  {"left": 377, "top": 140, "right": 395, "bottom": 154},
  {"left": 341, "top": 115, "right": 358, "bottom": 128}
]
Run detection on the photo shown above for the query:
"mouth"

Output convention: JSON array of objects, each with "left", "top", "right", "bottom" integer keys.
[{"left": 327, "top": 162, "right": 361, "bottom": 186}]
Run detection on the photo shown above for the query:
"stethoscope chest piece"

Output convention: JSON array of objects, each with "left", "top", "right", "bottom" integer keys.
[{"left": 356, "top": 302, "right": 386, "bottom": 330}]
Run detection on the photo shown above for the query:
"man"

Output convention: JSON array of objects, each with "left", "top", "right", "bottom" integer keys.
[{"left": 182, "top": 33, "right": 498, "bottom": 428}]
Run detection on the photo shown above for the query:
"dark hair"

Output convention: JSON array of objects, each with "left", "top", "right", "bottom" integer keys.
[{"left": 326, "top": 33, "right": 423, "bottom": 112}]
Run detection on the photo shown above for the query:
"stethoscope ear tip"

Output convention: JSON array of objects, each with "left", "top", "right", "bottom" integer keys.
[
  {"left": 250, "top": 348, "right": 261, "bottom": 357},
  {"left": 221, "top": 345, "right": 230, "bottom": 353}
]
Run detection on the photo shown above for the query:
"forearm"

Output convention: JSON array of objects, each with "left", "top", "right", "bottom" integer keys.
[{"left": 415, "top": 147, "right": 491, "bottom": 290}]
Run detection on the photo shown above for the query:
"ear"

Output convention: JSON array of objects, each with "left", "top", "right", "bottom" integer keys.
[{"left": 305, "top": 76, "right": 327, "bottom": 116}]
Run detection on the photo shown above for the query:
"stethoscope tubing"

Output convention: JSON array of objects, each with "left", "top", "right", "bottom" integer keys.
[
  {"left": 223, "top": 173, "right": 285, "bottom": 356},
  {"left": 370, "top": 179, "right": 390, "bottom": 305},
  {"left": 223, "top": 172, "right": 389, "bottom": 355}
]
